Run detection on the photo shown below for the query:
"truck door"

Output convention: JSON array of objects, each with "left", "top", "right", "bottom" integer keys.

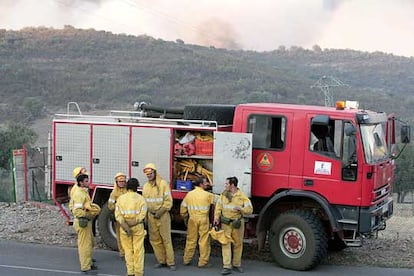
[
  {"left": 54, "top": 122, "right": 91, "bottom": 183},
  {"left": 301, "top": 115, "right": 362, "bottom": 205},
  {"left": 131, "top": 127, "right": 171, "bottom": 187},
  {"left": 246, "top": 113, "right": 293, "bottom": 197},
  {"left": 92, "top": 125, "right": 130, "bottom": 185},
  {"left": 212, "top": 132, "right": 252, "bottom": 197}
]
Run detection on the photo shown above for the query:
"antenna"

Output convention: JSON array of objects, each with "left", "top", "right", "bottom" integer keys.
[{"left": 311, "top": 76, "right": 348, "bottom": 107}]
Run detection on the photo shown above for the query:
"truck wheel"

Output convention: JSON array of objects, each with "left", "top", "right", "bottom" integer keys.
[
  {"left": 183, "top": 104, "right": 235, "bottom": 125},
  {"left": 268, "top": 209, "right": 328, "bottom": 271},
  {"left": 97, "top": 203, "right": 118, "bottom": 251}
]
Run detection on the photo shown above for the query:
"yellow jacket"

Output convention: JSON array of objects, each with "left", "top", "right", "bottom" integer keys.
[
  {"left": 214, "top": 189, "right": 253, "bottom": 221},
  {"left": 142, "top": 175, "right": 172, "bottom": 213},
  {"left": 108, "top": 184, "right": 127, "bottom": 211},
  {"left": 115, "top": 191, "right": 147, "bottom": 226},
  {"left": 68, "top": 183, "right": 79, "bottom": 213},
  {"left": 180, "top": 186, "right": 215, "bottom": 219},
  {"left": 70, "top": 186, "right": 101, "bottom": 219}
]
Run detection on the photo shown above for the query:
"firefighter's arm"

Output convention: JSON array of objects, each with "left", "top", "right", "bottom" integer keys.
[
  {"left": 161, "top": 180, "right": 173, "bottom": 211},
  {"left": 72, "top": 202, "right": 87, "bottom": 218},
  {"left": 108, "top": 191, "right": 116, "bottom": 211},
  {"left": 114, "top": 204, "right": 125, "bottom": 224},
  {"left": 72, "top": 193, "right": 88, "bottom": 218},
  {"left": 137, "top": 199, "right": 148, "bottom": 223},
  {"left": 180, "top": 200, "right": 189, "bottom": 224},
  {"left": 85, "top": 202, "right": 101, "bottom": 219},
  {"left": 241, "top": 197, "right": 253, "bottom": 216},
  {"left": 213, "top": 195, "right": 223, "bottom": 224}
]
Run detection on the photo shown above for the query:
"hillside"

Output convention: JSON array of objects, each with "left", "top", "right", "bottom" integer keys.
[{"left": 1, "top": 26, "right": 413, "bottom": 134}]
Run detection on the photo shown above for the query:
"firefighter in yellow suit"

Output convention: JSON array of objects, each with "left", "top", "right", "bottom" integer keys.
[
  {"left": 108, "top": 172, "right": 128, "bottom": 258},
  {"left": 115, "top": 178, "right": 147, "bottom": 276},
  {"left": 142, "top": 163, "right": 176, "bottom": 271},
  {"left": 180, "top": 177, "right": 215, "bottom": 267},
  {"left": 214, "top": 176, "right": 253, "bottom": 275},
  {"left": 68, "top": 167, "right": 88, "bottom": 207},
  {"left": 70, "top": 174, "right": 101, "bottom": 274}
]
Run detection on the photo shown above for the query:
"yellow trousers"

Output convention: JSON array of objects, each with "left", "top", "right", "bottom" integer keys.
[
  {"left": 183, "top": 215, "right": 211, "bottom": 266},
  {"left": 147, "top": 212, "right": 175, "bottom": 266},
  {"left": 115, "top": 221, "right": 125, "bottom": 257},
  {"left": 221, "top": 220, "right": 245, "bottom": 269},
  {"left": 120, "top": 224, "right": 146, "bottom": 276},
  {"left": 74, "top": 219, "right": 94, "bottom": 271}
]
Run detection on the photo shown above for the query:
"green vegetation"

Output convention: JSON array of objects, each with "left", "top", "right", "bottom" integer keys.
[
  {"left": 0, "top": 122, "right": 37, "bottom": 169},
  {"left": 0, "top": 26, "right": 413, "bottom": 124},
  {"left": 395, "top": 144, "right": 414, "bottom": 202}
]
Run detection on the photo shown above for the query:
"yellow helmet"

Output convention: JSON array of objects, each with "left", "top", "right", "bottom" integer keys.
[
  {"left": 209, "top": 227, "right": 233, "bottom": 245},
  {"left": 73, "top": 167, "right": 87, "bottom": 178},
  {"left": 114, "top": 172, "right": 126, "bottom": 182},
  {"left": 143, "top": 163, "right": 157, "bottom": 174}
]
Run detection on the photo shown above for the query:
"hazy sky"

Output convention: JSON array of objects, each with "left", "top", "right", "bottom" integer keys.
[{"left": 1, "top": 0, "right": 413, "bottom": 57}]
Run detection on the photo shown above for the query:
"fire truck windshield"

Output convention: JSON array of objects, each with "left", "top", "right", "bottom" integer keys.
[{"left": 360, "top": 123, "right": 388, "bottom": 164}]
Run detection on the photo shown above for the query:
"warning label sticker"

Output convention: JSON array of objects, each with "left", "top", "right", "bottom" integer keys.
[{"left": 256, "top": 152, "right": 274, "bottom": 171}]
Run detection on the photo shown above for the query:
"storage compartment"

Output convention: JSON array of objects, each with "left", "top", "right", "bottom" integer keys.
[{"left": 173, "top": 130, "right": 214, "bottom": 190}]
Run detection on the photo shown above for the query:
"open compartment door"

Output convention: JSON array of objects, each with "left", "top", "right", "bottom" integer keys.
[{"left": 213, "top": 132, "right": 252, "bottom": 197}]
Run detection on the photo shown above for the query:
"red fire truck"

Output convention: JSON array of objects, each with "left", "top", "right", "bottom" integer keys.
[{"left": 52, "top": 101, "right": 410, "bottom": 271}]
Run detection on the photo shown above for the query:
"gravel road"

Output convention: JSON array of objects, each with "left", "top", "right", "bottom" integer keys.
[{"left": 1, "top": 201, "right": 413, "bottom": 268}]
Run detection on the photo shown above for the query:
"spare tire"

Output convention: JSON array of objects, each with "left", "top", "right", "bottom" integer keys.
[{"left": 183, "top": 104, "right": 235, "bottom": 125}]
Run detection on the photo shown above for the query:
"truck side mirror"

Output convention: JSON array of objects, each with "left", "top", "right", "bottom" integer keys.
[{"left": 401, "top": 125, "right": 411, "bottom": 144}]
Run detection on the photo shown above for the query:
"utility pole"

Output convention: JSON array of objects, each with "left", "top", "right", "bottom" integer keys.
[{"left": 311, "top": 76, "right": 348, "bottom": 107}]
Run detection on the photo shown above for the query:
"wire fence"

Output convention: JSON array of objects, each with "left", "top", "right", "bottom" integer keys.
[{"left": 0, "top": 146, "right": 48, "bottom": 202}]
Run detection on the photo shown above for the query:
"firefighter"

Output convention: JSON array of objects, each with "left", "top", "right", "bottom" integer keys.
[
  {"left": 142, "top": 163, "right": 176, "bottom": 271},
  {"left": 68, "top": 167, "right": 88, "bottom": 201},
  {"left": 115, "top": 178, "right": 147, "bottom": 276},
  {"left": 214, "top": 176, "right": 253, "bottom": 275},
  {"left": 70, "top": 173, "right": 101, "bottom": 274},
  {"left": 180, "top": 177, "right": 215, "bottom": 268},
  {"left": 108, "top": 172, "right": 128, "bottom": 258}
]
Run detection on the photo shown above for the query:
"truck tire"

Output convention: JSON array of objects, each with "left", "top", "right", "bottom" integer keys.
[
  {"left": 97, "top": 203, "right": 118, "bottom": 251},
  {"left": 183, "top": 104, "right": 235, "bottom": 125},
  {"left": 268, "top": 209, "right": 328, "bottom": 271}
]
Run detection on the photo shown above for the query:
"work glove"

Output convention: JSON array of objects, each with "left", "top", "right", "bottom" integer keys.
[
  {"left": 154, "top": 207, "right": 167, "bottom": 219},
  {"left": 78, "top": 217, "right": 89, "bottom": 228},
  {"left": 85, "top": 211, "right": 95, "bottom": 220},
  {"left": 85, "top": 202, "right": 101, "bottom": 218},
  {"left": 120, "top": 222, "right": 131, "bottom": 237}
]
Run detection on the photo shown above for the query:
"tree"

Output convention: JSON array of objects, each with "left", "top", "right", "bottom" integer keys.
[
  {"left": 312, "top": 44, "right": 322, "bottom": 52},
  {"left": 394, "top": 144, "right": 414, "bottom": 202},
  {"left": 23, "top": 97, "right": 45, "bottom": 120},
  {"left": 0, "top": 122, "right": 38, "bottom": 169}
]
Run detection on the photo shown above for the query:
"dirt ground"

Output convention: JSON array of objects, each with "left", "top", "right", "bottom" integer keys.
[{"left": 0, "top": 201, "right": 413, "bottom": 268}]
